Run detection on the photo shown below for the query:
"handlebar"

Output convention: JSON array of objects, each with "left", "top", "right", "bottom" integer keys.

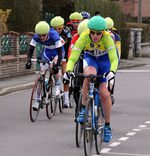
[
  {"left": 74, "top": 73, "right": 104, "bottom": 79},
  {"left": 31, "top": 59, "right": 53, "bottom": 65}
]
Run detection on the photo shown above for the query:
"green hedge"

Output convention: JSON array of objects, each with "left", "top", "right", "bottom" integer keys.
[
  {"left": 120, "top": 27, "right": 130, "bottom": 59},
  {"left": 124, "top": 22, "right": 149, "bottom": 42}
]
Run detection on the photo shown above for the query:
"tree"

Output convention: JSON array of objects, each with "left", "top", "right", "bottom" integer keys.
[{"left": 0, "top": 0, "right": 42, "bottom": 33}]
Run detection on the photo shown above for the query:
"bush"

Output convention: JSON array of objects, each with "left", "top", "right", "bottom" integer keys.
[
  {"left": 120, "top": 27, "right": 130, "bottom": 59},
  {"left": 124, "top": 22, "right": 149, "bottom": 42}
]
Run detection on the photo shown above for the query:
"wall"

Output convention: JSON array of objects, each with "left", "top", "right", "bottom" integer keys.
[{"left": 0, "top": 31, "right": 36, "bottom": 80}]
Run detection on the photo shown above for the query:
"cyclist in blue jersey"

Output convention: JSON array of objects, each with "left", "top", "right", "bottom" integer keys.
[{"left": 26, "top": 21, "right": 65, "bottom": 101}]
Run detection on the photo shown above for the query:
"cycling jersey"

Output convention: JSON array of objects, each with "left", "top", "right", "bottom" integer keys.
[
  {"left": 66, "top": 30, "right": 119, "bottom": 74},
  {"left": 68, "top": 33, "right": 79, "bottom": 58},
  {"left": 66, "top": 22, "right": 78, "bottom": 37},
  {"left": 29, "top": 28, "right": 65, "bottom": 64},
  {"left": 111, "top": 28, "right": 121, "bottom": 59},
  {"left": 60, "top": 26, "right": 72, "bottom": 62}
]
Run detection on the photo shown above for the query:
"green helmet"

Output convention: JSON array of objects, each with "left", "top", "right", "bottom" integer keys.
[
  {"left": 88, "top": 16, "right": 107, "bottom": 31},
  {"left": 69, "top": 12, "right": 83, "bottom": 21},
  {"left": 50, "top": 16, "right": 64, "bottom": 28},
  {"left": 35, "top": 21, "right": 50, "bottom": 35},
  {"left": 105, "top": 17, "right": 114, "bottom": 29},
  {"left": 77, "top": 19, "right": 89, "bottom": 35}
]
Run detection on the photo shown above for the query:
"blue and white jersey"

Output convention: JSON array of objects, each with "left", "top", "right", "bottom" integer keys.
[{"left": 30, "top": 28, "right": 63, "bottom": 49}]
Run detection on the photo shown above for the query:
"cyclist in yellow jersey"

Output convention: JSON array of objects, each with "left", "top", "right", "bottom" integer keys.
[{"left": 63, "top": 16, "right": 119, "bottom": 142}]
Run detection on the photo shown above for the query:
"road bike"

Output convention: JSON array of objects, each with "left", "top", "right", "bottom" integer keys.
[
  {"left": 75, "top": 73, "right": 105, "bottom": 156},
  {"left": 29, "top": 59, "right": 64, "bottom": 122}
]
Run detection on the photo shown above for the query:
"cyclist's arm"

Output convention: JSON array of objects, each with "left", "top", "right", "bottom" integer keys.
[
  {"left": 104, "top": 35, "right": 119, "bottom": 73},
  {"left": 56, "top": 47, "right": 62, "bottom": 66},
  {"left": 27, "top": 45, "right": 35, "bottom": 58},
  {"left": 115, "top": 41, "right": 121, "bottom": 59}
]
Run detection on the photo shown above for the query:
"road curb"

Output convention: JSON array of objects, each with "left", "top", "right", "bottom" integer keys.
[{"left": 0, "top": 82, "right": 34, "bottom": 96}]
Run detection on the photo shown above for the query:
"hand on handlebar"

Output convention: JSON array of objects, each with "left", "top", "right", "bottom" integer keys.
[
  {"left": 52, "top": 64, "right": 59, "bottom": 74},
  {"left": 63, "top": 71, "right": 75, "bottom": 84}
]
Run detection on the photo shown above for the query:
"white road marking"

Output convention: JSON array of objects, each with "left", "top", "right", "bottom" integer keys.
[
  {"left": 101, "top": 148, "right": 111, "bottom": 153},
  {"left": 139, "top": 125, "right": 147, "bottom": 128},
  {"left": 102, "top": 152, "right": 150, "bottom": 156},
  {"left": 118, "top": 70, "right": 150, "bottom": 73},
  {"left": 118, "top": 137, "right": 129, "bottom": 141},
  {"left": 109, "top": 142, "right": 120, "bottom": 147},
  {"left": 133, "top": 129, "right": 141, "bottom": 131},
  {"left": 145, "top": 121, "right": 150, "bottom": 124},
  {"left": 126, "top": 132, "right": 136, "bottom": 136}
]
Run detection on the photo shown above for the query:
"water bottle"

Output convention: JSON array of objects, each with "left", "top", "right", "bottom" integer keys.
[
  {"left": 45, "top": 78, "right": 49, "bottom": 91},
  {"left": 94, "top": 105, "right": 97, "bottom": 117}
]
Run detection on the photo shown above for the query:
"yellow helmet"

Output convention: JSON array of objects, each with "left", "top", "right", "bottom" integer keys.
[
  {"left": 77, "top": 19, "right": 89, "bottom": 35},
  {"left": 105, "top": 17, "right": 114, "bottom": 30},
  {"left": 50, "top": 16, "right": 64, "bottom": 28},
  {"left": 69, "top": 12, "right": 83, "bottom": 21},
  {"left": 35, "top": 21, "right": 50, "bottom": 35}
]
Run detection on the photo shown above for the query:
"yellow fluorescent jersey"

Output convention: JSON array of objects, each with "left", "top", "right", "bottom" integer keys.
[{"left": 66, "top": 30, "right": 119, "bottom": 73}]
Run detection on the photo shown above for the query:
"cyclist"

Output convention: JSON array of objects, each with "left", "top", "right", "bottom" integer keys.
[
  {"left": 105, "top": 17, "right": 121, "bottom": 59},
  {"left": 80, "top": 11, "right": 90, "bottom": 20},
  {"left": 67, "top": 12, "right": 83, "bottom": 37},
  {"left": 66, "top": 19, "right": 89, "bottom": 120},
  {"left": 26, "top": 21, "right": 65, "bottom": 110},
  {"left": 50, "top": 16, "right": 72, "bottom": 108},
  {"left": 105, "top": 17, "right": 121, "bottom": 105},
  {"left": 63, "top": 16, "right": 119, "bottom": 142}
]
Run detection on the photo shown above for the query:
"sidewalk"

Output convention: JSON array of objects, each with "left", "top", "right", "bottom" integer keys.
[{"left": 0, "top": 57, "right": 149, "bottom": 96}]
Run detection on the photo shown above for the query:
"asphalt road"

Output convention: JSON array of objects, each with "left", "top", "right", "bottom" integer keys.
[{"left": 0, "top": 65, "right": 150, "bottom": 156}]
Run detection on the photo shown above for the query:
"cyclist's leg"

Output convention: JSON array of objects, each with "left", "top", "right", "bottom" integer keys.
[
  {"left": 77, "top": 56, "right": 98, "bottom": 122},
  {"left": 62, "top": 62, "right": 69, "bottom": 108},
  {"left": 98, "top": 55, "right": 113, "bottom": 142}
]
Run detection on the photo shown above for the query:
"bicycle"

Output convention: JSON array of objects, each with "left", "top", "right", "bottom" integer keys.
[
  {"left": 74, "top": 73, "right": 105, "bottom": 156},
  {"left": 29, "top": 59, "right": 64, "bottom": 122}
]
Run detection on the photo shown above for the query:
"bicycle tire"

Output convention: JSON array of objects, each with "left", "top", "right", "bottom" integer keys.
[
  {"left": 30, "top": 77, "right": 42, "bottom": 122},
  {"left": 84, "top": 98, "right": 94, "bottom": 156},
  {"left": 95, "top": 101, "right": 105, "bottom": 154},
  {"left": 59, "top": 91, "right": 64, "bottom": 113},
  {"left": 46, "top": 79, "right": 54, "bottom": 119},
  {"left": 76, "top": 93, "right": 83, "bottom": 147}
]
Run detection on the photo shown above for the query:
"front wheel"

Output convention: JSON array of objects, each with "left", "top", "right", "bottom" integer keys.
[
  {"left": 46, "top": 80, "right": 54, "bottom": 119},
  {"left": 95, "top": 102, "right": 105, "bottom": 154},
  {"left": 84, "top": 98, "right": 94, "bottom": 156},
  {"left": 59, "top": 91, "right": 64, "bottom": 113},
  {"left": 30, "top": 77, "right": 42, "bottom": 122}
]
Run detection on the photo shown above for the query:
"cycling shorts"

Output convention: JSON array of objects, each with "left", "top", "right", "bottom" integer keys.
[
  {"left": 41, "top": 48, "right": 65, "bottom": 61},
  {"left": 83, "top": 53, "right": 111, "bottom": 83}
]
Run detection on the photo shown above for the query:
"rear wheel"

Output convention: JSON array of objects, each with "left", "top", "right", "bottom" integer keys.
[
  {"left": 30, "top": 77, "right": 42, "bottom": 122},
  {"left": 76, "top": 93, "right": 83, "bottom": 147},
  {"left": 95, "top": 101, "right": 105, "bottom": 154},
  {"left": 84, "top": 98, "right": 94, "bottom": 156}
]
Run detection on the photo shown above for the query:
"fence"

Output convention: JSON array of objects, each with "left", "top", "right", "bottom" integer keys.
[{"left": 0, "top": 31, "right": 37, "bottom": 79}]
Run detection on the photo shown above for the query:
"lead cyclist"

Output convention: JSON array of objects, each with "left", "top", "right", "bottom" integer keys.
[{"left": 63, "top": 16, "right": 119, "bottom": 142}]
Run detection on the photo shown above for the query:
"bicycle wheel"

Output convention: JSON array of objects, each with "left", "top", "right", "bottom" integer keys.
[
  {"left": 95, "top": 102, "right": 105, "bottom": 154},
  {"left": 46, "top": 79, "right": 54, "bottom": 119},
  {"left": 59, "top": 91, "right": 64, "bottom": 113},
  {"left": 30, "top": 77, "right": 42, "bottom": 122},
  {"left": 84, "top": 98, "right": 94, "bottom": 156},
  {"left": 76, "top": 93, "right": 83, "bottom": 147}
]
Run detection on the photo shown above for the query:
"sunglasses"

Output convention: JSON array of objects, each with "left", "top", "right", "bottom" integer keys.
[
  {"left": 38, "top": 34, "right": 47, "bottom": 37},
  {"left": 71, "top": 21, "right": 80, "bottom": 24},
  {"left": 54, "top": 25, "right": 63, "bottom": 30},
  {"left": 90, "top": 30, "right": 103, "bottom": 36}
]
